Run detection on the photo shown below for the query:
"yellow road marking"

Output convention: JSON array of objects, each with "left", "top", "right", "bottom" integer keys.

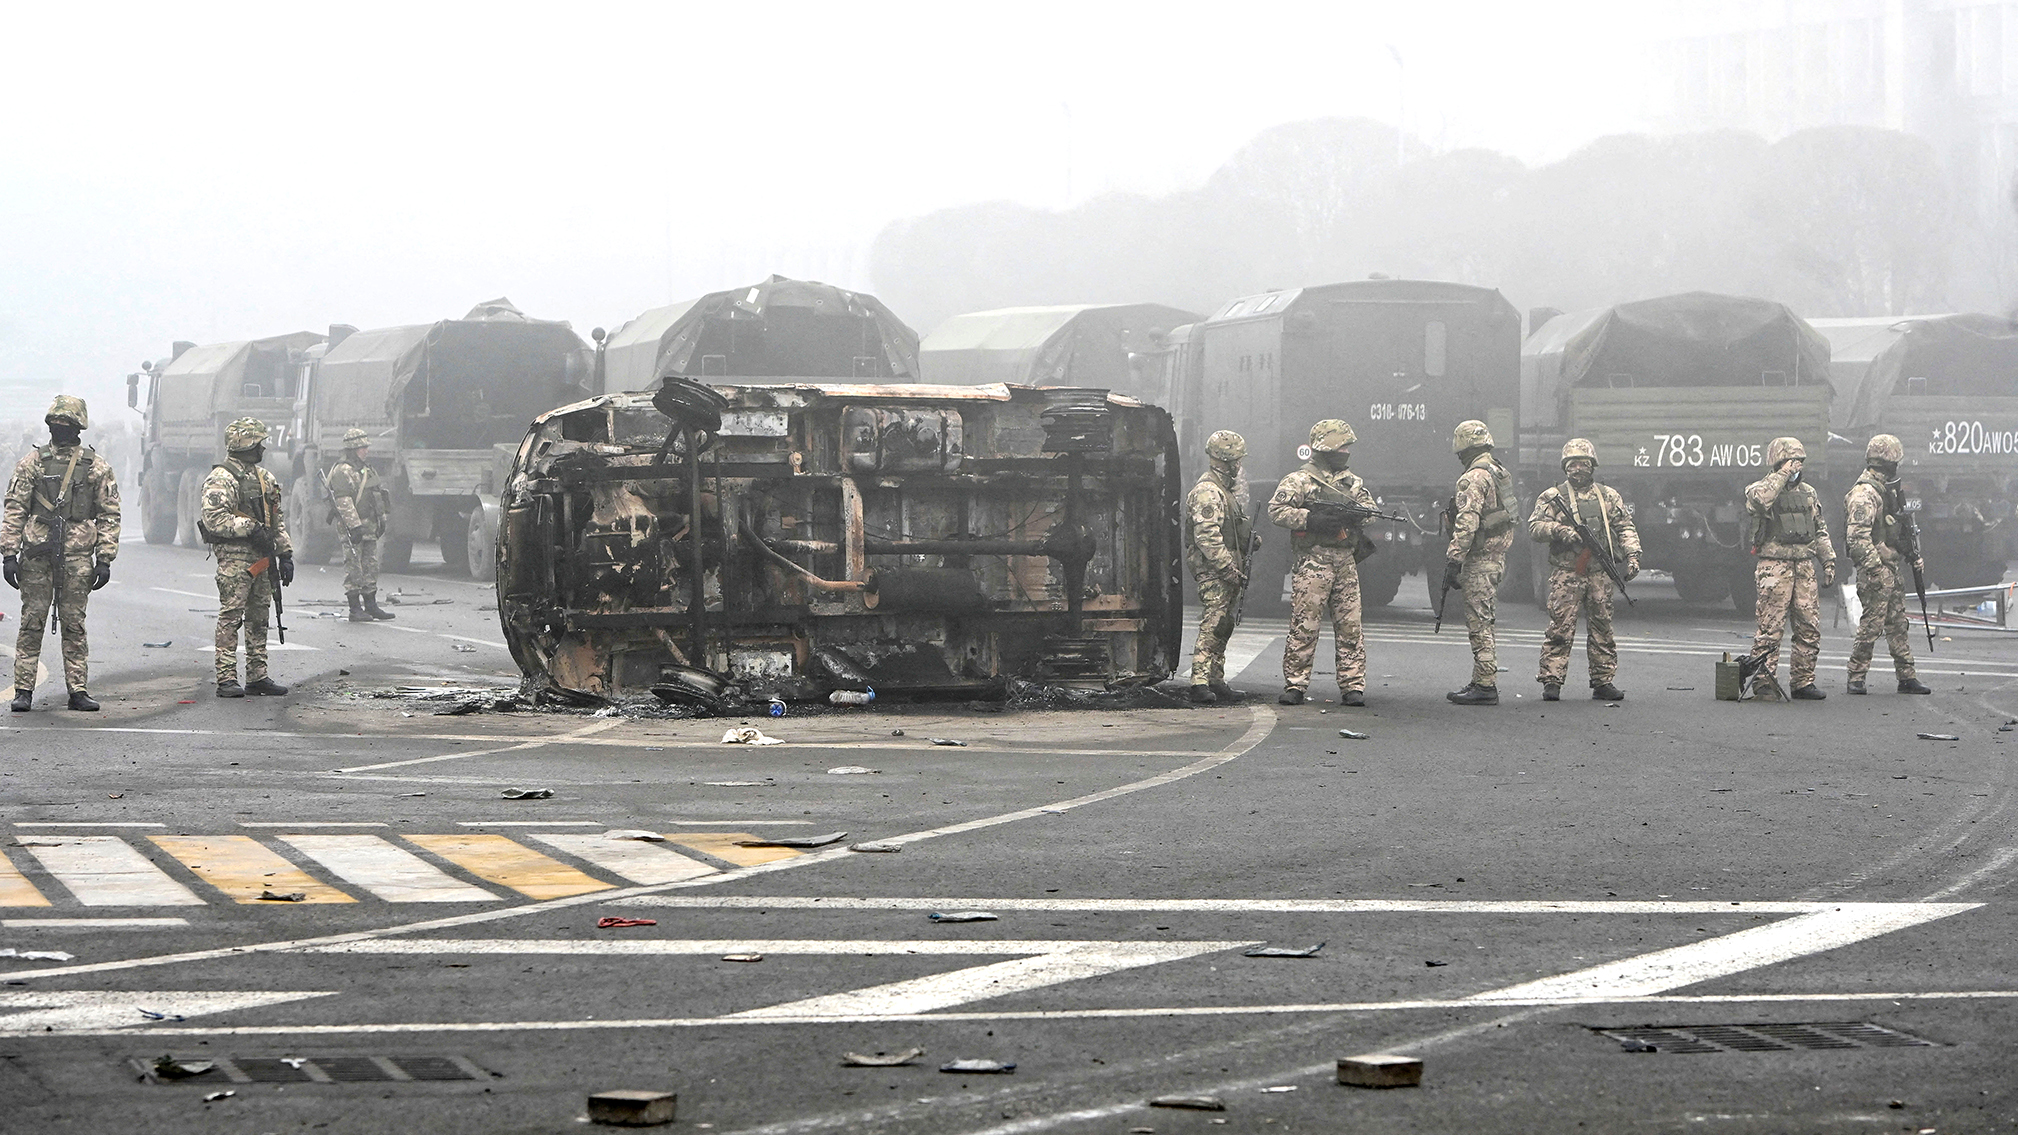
[
  {"left": 0, "top": 850, "right": 51, "bottom": 907},
  {"left": 150, "top": 837, "right": 355, "bottom": 904},
  {"left": 404, "top": 835, "right": 613, "bottom": 900},
  {"left": 666, "top": 833, "right": 803, "bottom": 867}
]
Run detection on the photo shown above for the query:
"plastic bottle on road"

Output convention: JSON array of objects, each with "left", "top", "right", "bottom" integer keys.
[
  {"left": 829, "top": 687, "right": 876, "bottom": 706},
  {"left": 767, "top": 699, "right": 786, "bottom": 717}
]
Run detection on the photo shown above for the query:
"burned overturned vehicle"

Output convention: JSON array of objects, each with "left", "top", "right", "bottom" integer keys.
[{"left": 496, "top": 380, "right": 1183, "bottom": 705}]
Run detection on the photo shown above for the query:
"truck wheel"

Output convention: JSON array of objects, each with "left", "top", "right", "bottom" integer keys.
[
  {"left": 141, "top": 470, "right": 176, "bottom": 544},
  {"left": 437, "top": 526, "right": 471, "bottom": 577},
  {"left": 175, "top": 472, "right": 203, "bottom": 547},
  {"left": 289, "top": 479, "right": 337, "bottom": 564},
  {"left": 1358, "top": 558, "right": 1403, "bottom": 607},
  {"left": 466, "top": 499, "right": 500, "bottom": 586},
  {"left": 1727, "top": 563, "right": 1758, "bottom": 619},
  {"left": 1673, "top": 567, "right": 1730, "bottom": 605},
  {"left": 382, "top": 535, "right": 414, "bottom": 574}
]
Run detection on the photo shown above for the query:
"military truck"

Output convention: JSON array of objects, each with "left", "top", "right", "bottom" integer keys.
[
  {"left": 1522, "top": 293, "right": 1836, "bottom": 614},
  {"left": 919, "top": 303, "right": 1201, "bottom": 405},
  {"left": 1163, "top": 279, "right": 1524, "bottom": 611},
  {"left": 127, "top": 331, "right": 324, "bottom": 545},
  {"left": 1817, "top": 313, "right": 2018, "bottom": 587},
  {"left": 285, "top": 301, "right": 591, "bottom": 575}
]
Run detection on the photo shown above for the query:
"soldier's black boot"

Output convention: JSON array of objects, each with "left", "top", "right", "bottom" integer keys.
[
  {"left": 1592, "top": 683, "right": 1624, "bottom": 701},
  {"left": 9, "top": 690, "right": 30, "bottom": 712},
  {"left": 1791, "top": 684, "right": 1827, "bottom": 700},
  {"left": 348, "top": 593, "right": 369, "bottom": 623},
  {"left": 364, "top": 592, "right": 396, "bottom": 620},
  {"left": 1187, "top": 684, "right": 1216, "bottom": 705},
  {"left": 1340, "top": 689, "right": 1364, "bottom": 707},
  {"left": 1846, "top": 678, "right": 1867, "bottom": 694},
  {"left": 217, "top": 680, "right": 245, "bottom": 698},
  {"left": 1278, "top": 687, "right": 1305, "bottom": 706},
  {"left": 1541, "top": 684, "right": 1560, "bottom": 702},
  {"left": 66, "top": 690, "right": 99, "bottom": 712},
  {"left": 1898, "top": 678, "right": 1932, "bottom": 694},
  {"left": 1209, "top": 681, "right": 1243, "bottom": 704},
  {"left": 244, "top": 677, "right": 290, "bottom": 696},
  {"left": 1447, "top": 683, "right": 1499, "bottom": 705}
]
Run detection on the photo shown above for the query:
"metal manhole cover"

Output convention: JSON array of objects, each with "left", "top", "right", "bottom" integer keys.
[
  {"left": 138, "top": 1054, "right": 485, "bottom": 1084},
  {"left": 1596, "top": 1021, "right": 1938, "bottom": 1054}
]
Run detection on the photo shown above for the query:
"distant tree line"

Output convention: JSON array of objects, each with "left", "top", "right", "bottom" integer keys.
[{"left": 871, "top": 117, "right": 2004, "bottom": 333}]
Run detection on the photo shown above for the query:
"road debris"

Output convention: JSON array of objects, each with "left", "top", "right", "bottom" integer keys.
[
  {"left": 257, "top": 890, "right": 306, "bottom": 902},
  {"left": 890, "top": 729, "right": 906, "bottom": 737},
  {"left": 586, "top": 1088, "right": 677, "bottom": 1126},
  {"left": 202, "top": 1090, "right": 236, "bottom": 1102},
  {"left": 1337, "top": 1053, "right": 1423, "bottom": 1088},
  {"left": 849, "top": 841, "right": 903, "bottom": 853},
  {"left": 720, "top": 953, "right": 764, "bottom": 963},
  {"left": 1150, "top": 1096, "right": 1226, "bottom": 1111},
  {"left": 723, "top": 726, "right": 784, "bottom": 746},
  {"left": 928, "top": 911, "right": 998, "bottom": 923},
  {"left": 1425, "top": 959, "right": 1450, "bottom": 967},
  {"left": 142, "top": 641, "right": 172, "bottom": 648},
  {"left": 1337, "top": 728, "right": 1369, "bottom": 740},
  {"left": 399, "top": 792, "right": 428, "bottom": 797},
  {"left": 735, "top": 832, "right": 847, "bottom": 849},
  {"left": 834, "top": 1043, "right": 928, "bottom": 1069},
  {"left": 138, "top": 1009, "right": 186, "bottom": 1021},
  {"left": 0, "top": 948, "right": 74, "bottom": 961},
  {"left": 151, "top": 1056, "right": 215, "bottom": 1079},
  {"left": 939, "top": 1059, "right": 1014, "bottom": 1074},
  {"left": 928, "top": 738, "right": 969, "bottom": 747},
  {"left": 1916, "top": 733, "right": 1961, "bottom": 741},
  {"left": 604, "top": 830, "right": 667, "bottom": 842},
  {"left": 1260, "top": 1085, "right": 1297, "bottom": 1093},
  {"left": 829, "top": 689, "right": 876, "bottom": 706},
  {"left": 450, "top": 643, "right": 477, "bottom": 653},
  {"left": 500, "top": 788, "right": 554, "bottom": 799},
  {"left": 596, "top": 917, "right": 658, "bottom": 929},
  {"left": 1243, "top": 943, "right": 1324, "bottom": 958},
  {"left": 703, "top": 780, "right": 769, "bottom": 787},
  {"left": 827, "top": 765, "right": 880, "bottom": 775}
]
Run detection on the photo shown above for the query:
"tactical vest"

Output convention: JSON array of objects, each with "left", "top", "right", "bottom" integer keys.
[
  {"left": 1756, "top": 485, "right": 1816, "bottom": 546},
  {"left": 332, "top": 460, "right": 388, "bottom": 520},
  {"left": 1184, "top": 476, "right": 1249, "bottom": 556},
  {"left": 1296, "top": 463, "right": 1363, "bottom": 551},
  {"left": 1474, "top": 459, "right": 1517, "bottom": 539},
  {"left": 199, "top": 462, "right": 270, "bottom": 544},
  {"left": 1568, "top": 484, "right": 1615, "bottom": 560},
  {"left": 28, "top": 446, "right": 93, "bottom": 521},
  {"left": 1856, "top": 470, "right": 1904, "bottom": 552}
]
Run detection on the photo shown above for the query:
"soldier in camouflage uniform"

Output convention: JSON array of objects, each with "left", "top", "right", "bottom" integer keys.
[
  {"left": 327, "top": 428, "right": 395, "bottom": 622},
  {"left": 1527, "top": 438, "right": 1641, "bottom": 701},
  {"left": 1186, "top": 430, "right": 1253, "bottom": 704},
  {"left": 202, "top": 418, "right": 293, "bottom": 698},
  {"left": 1844, "top": 434, "right": 1931, "bottom": 696},
  {"left": 1443, "top": 420, "right": 1518, "bottom": 705},
  {"left": 1267, "top": 419, "right": 1379, "bottom": 707},
  {"left": 1742, "top": 436, "right": 1835, "bottom": 701},
  {"left": 2, "top": 396, "right": 120, "bottom": 712}
]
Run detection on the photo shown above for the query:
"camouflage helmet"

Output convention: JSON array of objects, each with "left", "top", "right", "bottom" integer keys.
[
  {"left": 44, "top": 395, "right": 88, "bottom": 430},
  {"left": 1766, "top": 436, "right": 1806, "bottom": 467},
  {"left": 342, "top": 427, "right": 371, "bottom": 449},
  {"left": 1451, "top": 419, "right": 1494, "bottom": 453},
  {"left": 1560, "top": 438, "right": 1597, "bottom": 468},
  {"left": 1309, "top": 419, "right": 1356, "bottom": 452},
  {"left": 1866, "top": 433, "right": 1904, "bottom": 463},
  {"left": 1204, "top": 430, "right": 1247, "bottom": 462},
  {"left": 224, "top": 416, "right": 270, "bottom": 451}
]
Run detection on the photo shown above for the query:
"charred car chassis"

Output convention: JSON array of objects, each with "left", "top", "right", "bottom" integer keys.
[{"left": 497, "top": 381, "right": 1182, "bottom": 703}]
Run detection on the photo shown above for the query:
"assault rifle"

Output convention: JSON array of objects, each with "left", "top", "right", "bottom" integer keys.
[
  {"left": 1304, "top": 499, "right": 1413, "bottom": 535},
  {"left": 1433, "top": 499, "right": 1456, "bottom": 634},
  {"left": 39, "top": 449, "right": 81, "bottom": 638},
  {"left": 1890, "top": 478, "right": 1934, "bottom": 652},
  {"left": 1230, "top": 532, "right": 1261, "bottom": 629},
  {"left": 244, "top": 481, "right": 288, "bottom": 645},
  {"left": 1545, "top": 491, "right": 1635, "bottom": 607}
]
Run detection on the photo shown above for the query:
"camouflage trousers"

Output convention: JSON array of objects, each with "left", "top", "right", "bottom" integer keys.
[
  {"left": 343, "top": 533, "right": 380, "bottom": 597},
  {"left": 1461, "top": 555, "right": 1505, "bottom": 687},
  {"left": 12, "top": 552, "right": 94, "bottom": 694},
  {"left": 1750, "top": 558, "right": 1821, "bottom": 689},
  {"left": 1281, "top": 545, "right": 1364, "bottom": 692},
  {"left": 1190, "top": 571, "right": 1241, "bottom": 685},
  {"left": 214, "top": 554, "right": 275, "bottom": 684},
  {"left": 1848, "top": 561, "right": 1917, "bottom": 683},
  {"left": 1538, "top": 568, "right": 1617, "bottom": 688}
]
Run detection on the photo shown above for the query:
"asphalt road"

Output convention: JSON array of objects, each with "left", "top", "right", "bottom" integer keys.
[{"left": 3, "top": 541, "right": 2017, "bottom": 1134}]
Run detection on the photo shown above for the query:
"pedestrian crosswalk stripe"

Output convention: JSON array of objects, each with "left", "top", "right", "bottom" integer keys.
[
  {"left": 277, "top": 835, "right": 498, "bottom": 902},
  {"left": 148, "top": 836, "right": 355, "bottom": 904},
  {"left": 403, "top": 834, "right": 612, "bottom": 900},
  {"left": 0, "top": 853, "right": 50, "bottom": 908},
  {"left": 16, "top": 835, "right": 205, "bottom": 907},
  {"left": 665, "top": 832, "right": 803, "bottom": 867},
  {"left": 522, "top": 833, "right": 719, "bottom": 884}
]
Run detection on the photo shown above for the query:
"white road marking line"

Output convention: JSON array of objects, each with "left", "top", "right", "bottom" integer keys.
[
  {"left": 149, "top": 587, "right": 213, "bottom": 599},
  {"left": 612, "top": 896, "right": 1860, "bottom": 914},
  {"left": 302, "top": 939, "right": 1182, "bottom": 957},
  {"left": 1219, "top": 630, "right": 1279, "bottom": 681},
  {"left": 1469, "top": 903, "right": 1974, "bottom": 1001},
  {"left": 521, "top": 834, "right": 717, "bottom": 884},
  {"left": 438, "top": 634, "right": 508, "bottom": 649},
  {"left": 14, "top": 822, "right": 166, "bottom": 829},
  {"left": 455, "top": 821, "right": 602, "bottom": 827},
  {"left": 277, "top": 835, "right": 498, "bottom": 902},
  {"left": 193, "top": 643, "right": 320, "bottom": 652},
  {"left": 0, "top": 706, "right": 1276, "bottom": 982},
  {"left": 0, "top": 990, "right": 333, "bottom": 1033},
  {"left": 15, "top": 835, "right": 205, "bottom": 906},
  {"left": 236, "top": 822, "right": 387, "bottom": 828},
  {"left": 1919, "top": 846, "right": 2018, "bottom": 901},
  {"left": 334, "top": 718, "right": 626, "bottom": 772},
  {"left": 3, "top": 918, "right": 189, "bottom": 929},
  {"left": 34, "top": 990, "right": 2018, "bottom": 1040},
  {"left": 382, "top": 625, "right": 430, "bottom": 635}
]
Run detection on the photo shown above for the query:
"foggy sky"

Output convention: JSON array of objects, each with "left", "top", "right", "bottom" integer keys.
[{"left": 0, "top": 0, "right": 1650, "bottom": 416}]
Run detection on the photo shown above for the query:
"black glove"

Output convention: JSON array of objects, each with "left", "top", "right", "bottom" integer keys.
[
  {"left": 2, "top": 555, "right": 16, "bottom": 590},
  {"left": 1304, "top": 503, "right": 1353, "bottom": 532},
  {"left": 90, "top": 561, "right": 110, "bottom": 590},
  {"left": 278, "top": 554, "right": 295, "bottom": 586},
  {"left": 1441, "top": 559, "right": 1464, "bottom": 591},
  {"left": 344, "top": 525, "right": 365, "bottom": 543},
  {"left": 249, "top": 523, "right": 274, "bottom": 555}
]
